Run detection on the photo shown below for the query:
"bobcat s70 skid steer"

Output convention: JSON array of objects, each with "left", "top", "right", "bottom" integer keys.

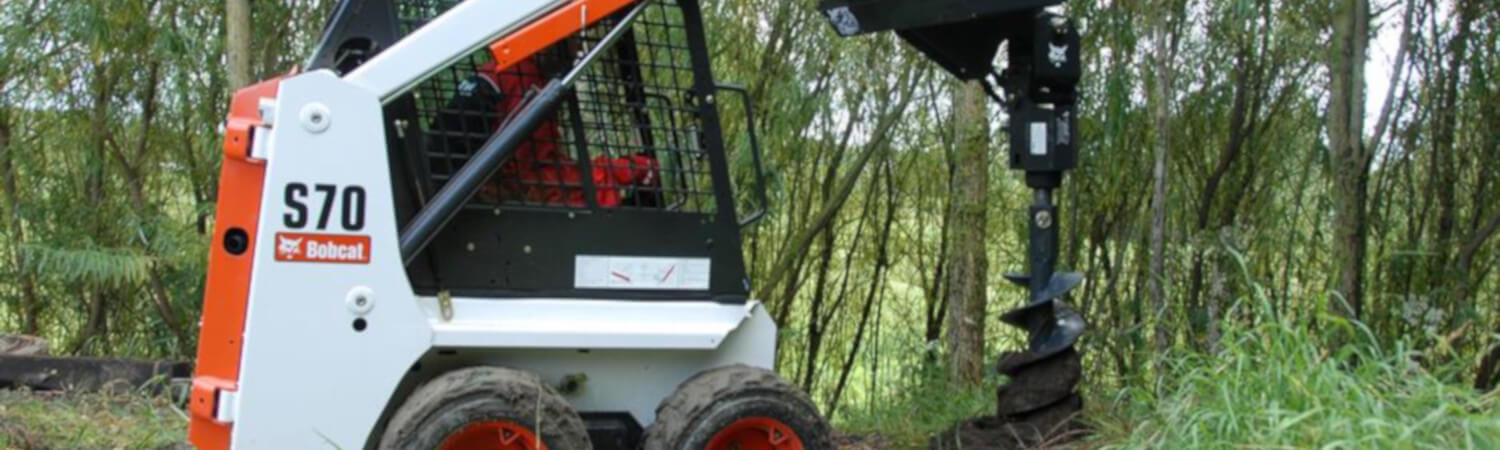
[{"left": 187, "top": 0, "right": 1083, "bottom": 449}]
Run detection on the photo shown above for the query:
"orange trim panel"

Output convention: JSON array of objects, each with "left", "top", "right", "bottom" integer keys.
[
  {"left": 187, "top": 76, "right": 284, "bottom": 450},
  {"left": 488, "top": 0, "right": 640, "bottom": 71}
]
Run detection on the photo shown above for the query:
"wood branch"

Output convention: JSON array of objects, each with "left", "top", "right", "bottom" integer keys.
[
  {"left": 826, "top": 161, "right": 896, "bottom": 416},
  {"left": 757, "top": 67, "right": 923, "bottom": 299},
  {"left": 1366, "top": 0, "right": 1416, "bottom": 156},
  {"left": 822, "top": 177, "right": 879, "bottom": 324},
  {"left": 1457, "top": 209, "right": 1500, "bottom": 273}
]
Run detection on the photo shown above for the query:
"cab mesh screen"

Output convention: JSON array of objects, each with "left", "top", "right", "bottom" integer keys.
[{"left": 394, "top": 0, "right": 714, "bottom": 213}]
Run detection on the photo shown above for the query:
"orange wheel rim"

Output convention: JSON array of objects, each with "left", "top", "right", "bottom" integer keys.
[
  {"left": 705, "top": 417, "right": 805, "bottom": 450},
  {"left": 438, "top": 420, "right": 546, "bottom": 450}
]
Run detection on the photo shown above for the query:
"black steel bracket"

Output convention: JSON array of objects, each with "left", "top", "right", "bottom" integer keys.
[{"left": 714, "top": 84, "right": 770, "bottom": 227}]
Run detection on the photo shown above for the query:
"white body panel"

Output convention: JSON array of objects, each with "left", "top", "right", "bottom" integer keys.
[
  {"left": 415, "top": 306, "right": 776, "bottom": 425},
  {"left": 232, "top": 71, "right": 435, "bottom": 449},
  {"left": 424, "top": 298, "right": 766, "bottom": 350},
  {"left": 225, "top": 71, "right": 774, "bottom": 449}
]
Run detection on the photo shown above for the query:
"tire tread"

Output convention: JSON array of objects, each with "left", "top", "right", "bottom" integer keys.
[{"left": 642, "top": 364, "right": 831, "bottom": 450}]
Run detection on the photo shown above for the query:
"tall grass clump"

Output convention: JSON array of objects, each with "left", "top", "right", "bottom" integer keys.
[
  {"left": 837, "top": 363, "right": 999, "bottom": 448},
  {"left": 1094, "top": 256, "right": 1500, "bottom": 448}
]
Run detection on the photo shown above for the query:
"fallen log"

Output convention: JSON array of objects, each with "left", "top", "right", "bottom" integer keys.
[{"left": 0, "top": 355, "right": 191, "bottom": 392}]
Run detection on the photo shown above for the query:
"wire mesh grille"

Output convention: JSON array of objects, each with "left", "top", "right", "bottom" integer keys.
[{"left": 395, "top": 0, "right": 716, "bottom": 214}]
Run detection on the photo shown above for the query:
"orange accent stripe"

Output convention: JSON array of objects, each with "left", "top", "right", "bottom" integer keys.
[
  {"left": 488, "top": 0, "right": 640, "bottom": 71},
  {"left": 187, "top": 76, "right": 284, "bottom": 450}
]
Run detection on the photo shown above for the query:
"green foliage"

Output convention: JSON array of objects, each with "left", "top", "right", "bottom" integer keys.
[
  {"left": 21, "top": 244, "right": 156, "bottom": 288},
  {"left": 1094, "top": 306, "right": 1500, "bottom": 449},
  {"left": 1091, "top": 250, "right": 1500, "bottom": 448},
  {"left": 0, "top": 0, "right": 335, "bottom": 357},
  {"left": 0, "top": 0, "right": 1498, "bottom": 447}
]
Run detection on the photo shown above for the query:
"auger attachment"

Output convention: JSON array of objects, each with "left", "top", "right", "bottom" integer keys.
[
  {"left": 988, "top": 9, "right": 1088, "bottom": 447},
  {"left": 816, "top": 1, "right": 1089, "bottom": 447}
]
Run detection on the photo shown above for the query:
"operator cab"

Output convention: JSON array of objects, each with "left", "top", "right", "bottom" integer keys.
[{"left": 309, "top": 0, "right": 764, "bottom": 302}]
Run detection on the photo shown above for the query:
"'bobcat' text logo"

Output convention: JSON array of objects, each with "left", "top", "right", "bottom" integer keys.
[
  {"left": 274, "top": 232, "right": 372, "bottom": 264},
  {"left": 277, "top": 236, "right": 303, "bottom": 258}
]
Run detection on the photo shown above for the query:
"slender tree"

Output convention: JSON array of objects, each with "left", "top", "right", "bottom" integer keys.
[
  {"left": 1147, "top": 2, "right": 1178, "bottom": 351},
  {"left": 226, "top": 0, "right": 253, "bottom": 89},
  {"left": 1325, "top": 0, "right": 1371, "bottom": 322},
  {"left": 945, "top": 79, "right": 990, "bottom": 386}
]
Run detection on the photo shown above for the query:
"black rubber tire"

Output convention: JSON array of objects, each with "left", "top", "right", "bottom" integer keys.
[
  {"left": 642, "top": 364, "right": 832, "bottom": 450},
  {"left": 377, "top": 366, "right": 592, "bottom": 450}
]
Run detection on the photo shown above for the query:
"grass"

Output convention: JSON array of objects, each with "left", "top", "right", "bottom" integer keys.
[
  {"left": 0, "top": 388, "right": 187, "bottom": 449},
  {"left": 1086, "top": 306, "right": 1500, "bottom": 449},
  {"left": 2, "top": 309, "right": 1496, "bottom": 449},
  {"left": 834, "top": 365, "right": 1003, "bottom": 449},
  {"left": 828, "top": 290, "right": 1500, "bottom": 450}
]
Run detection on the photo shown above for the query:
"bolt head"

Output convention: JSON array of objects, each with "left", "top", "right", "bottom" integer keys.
[
  {"left": 1035, "top": 211, "right": 1054, "bottom": 229},
  {"left": 300, "top": 103, "right": 332, "bottom": 133},
  {"left": 346, "top": 287, "right": 375, "bottom": 316}
]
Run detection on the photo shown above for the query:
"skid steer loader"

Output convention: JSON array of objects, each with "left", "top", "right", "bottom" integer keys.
[{"left": 187, "top": 0, "right": 1084, "bottom": 448}]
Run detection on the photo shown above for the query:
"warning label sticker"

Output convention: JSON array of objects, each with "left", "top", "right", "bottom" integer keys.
[
  {"left": 274, "top": 232, "right": 371, "bottom": 264},
  {"left": 574, "top": 255, "right": 711, "bottom": 291}
]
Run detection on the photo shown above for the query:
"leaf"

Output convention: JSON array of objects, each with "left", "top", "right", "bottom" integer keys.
[{"left": 20, "top": 243, "right": 154, "bottom": 287}]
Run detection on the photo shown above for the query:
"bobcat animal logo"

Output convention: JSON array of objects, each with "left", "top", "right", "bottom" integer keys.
[
  {"left": 278, "top": 236, "right": 304, "bottom": 258},
  {"left": 825, "top": 7, "right": 861, "bottom": 36},
  {"left": 1048, "top": 43, "right": 1069, "bottom": 68}
]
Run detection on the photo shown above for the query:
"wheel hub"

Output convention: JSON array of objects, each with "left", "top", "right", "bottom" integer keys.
[
  {"left": 705, "top": 417, "right": 804, "bottom": 450},
  {"left": 438, "top": 420, "right": 546, "bottom": 450}
]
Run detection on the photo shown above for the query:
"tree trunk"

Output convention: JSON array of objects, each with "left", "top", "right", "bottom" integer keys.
[
  {"left": 798, "top": 220, "right": 837, "bottom": 390},
  {"left": 226, "top": 0, "right": 253, "bottom": 89},
  {"left": 923, "top": 170, "right": 952, "bottom": 364},
  {"left": 1147, "top": 7, "right": 1175, "bottom": 351},
  {"left": 0, "top": 114, "right": 42, "bottom": 335},
  {"left": 1326, "top": 0, "right": 1371, "bottom": 322},
  {"left": 945, "top": 80, "right": 990, "bottom": 386},
  {"left": 1429, "top": 0, "right": 1474, "bottom": 308},
  {"left": 827, "top": 161, "right": 896, "bottom": 415}
]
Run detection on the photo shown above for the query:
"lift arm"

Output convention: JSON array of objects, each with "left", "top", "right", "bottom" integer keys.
[{"left": 344, "top": 0, "right": 641, "bottom": 103}]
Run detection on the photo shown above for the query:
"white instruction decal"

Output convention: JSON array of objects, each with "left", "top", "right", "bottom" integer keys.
[
  {"left": 1030, "top": 122, "right": 1049, "bottom": 155},
  {"left": 575, "top": 255, "right": 711, "bottom": 291}
]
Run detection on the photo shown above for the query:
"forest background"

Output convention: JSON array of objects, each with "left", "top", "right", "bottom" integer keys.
[{"left": 1, "top": 0, "right": 1499, "bottom": 447}]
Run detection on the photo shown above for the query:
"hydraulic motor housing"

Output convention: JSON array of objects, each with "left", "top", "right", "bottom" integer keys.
[{"left": 817, "top": 0, "right": 1067, "bottom": 79}]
